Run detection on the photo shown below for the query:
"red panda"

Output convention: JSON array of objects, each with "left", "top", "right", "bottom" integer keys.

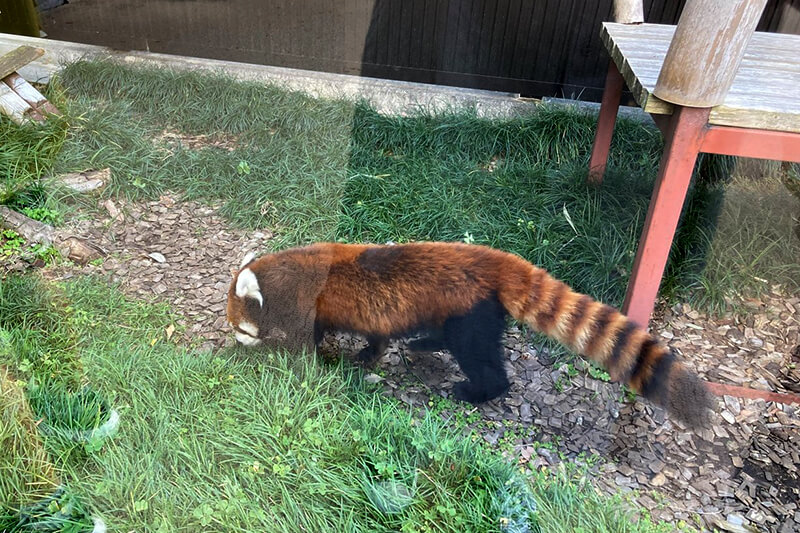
[{"left": 227, "top": 241, "right": 712, "bottom": 427}]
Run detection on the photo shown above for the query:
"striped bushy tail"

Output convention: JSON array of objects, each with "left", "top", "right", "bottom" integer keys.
[{"left": 510, "top": 267, "right": 713, "bottom": 427}]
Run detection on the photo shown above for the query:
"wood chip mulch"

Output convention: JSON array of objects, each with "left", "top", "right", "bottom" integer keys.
[{"left": 41, "top": 196, "right": 800, "bottom": 533}]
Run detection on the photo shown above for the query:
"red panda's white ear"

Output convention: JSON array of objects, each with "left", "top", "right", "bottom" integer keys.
[
  {"left": 235, "top": 268, "right": 263, "bottom": 307},
  {"left": 230, "top": 267, "right": 238, "bottom": 278},
  {"left": 240, "top": 251, "right": 256, "bottom": 269}
]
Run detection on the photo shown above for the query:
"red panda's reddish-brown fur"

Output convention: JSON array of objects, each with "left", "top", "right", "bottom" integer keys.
[{"left": 227, "top": 241, "right": 713, "bottom": 427}]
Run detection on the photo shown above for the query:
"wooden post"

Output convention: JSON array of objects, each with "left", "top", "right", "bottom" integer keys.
[
  {"left": 0, "top": 0, "right": 41, "bottom": 38},
  {"left": 654, "top": 0, "right": 768, "bottom": 107},
  {"left": 612, "top": 0, "right": 644, "bottom": 24}
]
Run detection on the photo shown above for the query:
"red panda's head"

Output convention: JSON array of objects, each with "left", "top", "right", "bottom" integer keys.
[
  {"left": 227, "top": 252, "right": 264, "bottom": 346},
  {"left": 226, "top": 245, "right": 329, "bottom": 351}
]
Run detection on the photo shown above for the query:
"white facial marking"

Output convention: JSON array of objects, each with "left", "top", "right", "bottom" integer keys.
[
  {"left": 235, "top": 268, "right": 263, "bottom": 306},
  {"left": 235, "top": 331, "right": 262, "bottom": 346},
  {"left": 238, "top": 320, "right": 259, "bottom": 337},
  {"left": 240, "top": 251, "right": 256, "bottom": 269}
]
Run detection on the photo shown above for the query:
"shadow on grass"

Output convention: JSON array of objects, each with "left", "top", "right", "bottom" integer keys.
[{"left": 25, "top": 58, "right": 797, "bottom": 313}]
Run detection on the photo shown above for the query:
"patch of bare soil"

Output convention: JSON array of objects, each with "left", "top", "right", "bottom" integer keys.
[
  {"left": 46, "top": 197, "right": 799, "bottom": 532},
  {"left": 43, "top": 193, "right": 266, "bottom": 351},
  {"left": 155, "top": 130, "right": 240, "bottom": 152}
]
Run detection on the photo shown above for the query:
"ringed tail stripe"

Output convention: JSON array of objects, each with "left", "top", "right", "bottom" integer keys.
[
  {"left": 535, "top": 281, "right": 570, "bottom": 333},
  {"left": 607, "top": 320, "right": 639, "bottom": 377},
  {"left": 564, "top": 294, "right": 592, "bottom": 347},
  {"left": 626, "top": 339, "right": 661, "bottom": 392},
  {"left": 570, "top": 300, "right": 604, "bottom": 354},
  {"left": 613, "top": 327, "right": 651, "bottom": 382},
  {"left": 640, "top": 349, "right": 676, "bottom": 402},
  {"left": 579, "top": 304, "right": 615, "bottom": 360}
]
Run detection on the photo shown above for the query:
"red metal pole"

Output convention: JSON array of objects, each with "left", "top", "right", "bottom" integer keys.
[
  {"left": 588, "top": 63, "right": 626, "bottom": 184},
  {"left": 705, "top": 381, "right": 800, "bottom": 405},
  {"left": 701, "top": 125, "right": 800, "bottom": 162},
  {"left": 622, "top": 106, "right": 711, "bottom": 327}
]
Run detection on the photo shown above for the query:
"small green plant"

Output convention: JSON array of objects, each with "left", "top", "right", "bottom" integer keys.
[
  {"left": 587, "top": 364, "right": 611, "bottom": 382},
  {"left": 553, "top": 363, "right": 579, "bottom": 392},
  {"left": 618, "top": 385, "right": 637, "bottom": 404},
  {"left": 1, "top": 229, "right": 25, "bottom": 257},
  {"left": 8, "top": 486, "right": 96, "bottom": 533},
  {"left": 237, "top": 160, "right": 251, "bottom": 175},
  {"left": 30, "top": 243, "right": 60, "bottom": 265},
  {"left": 20, "top": 206, "right": 62, "bottom": 226}
]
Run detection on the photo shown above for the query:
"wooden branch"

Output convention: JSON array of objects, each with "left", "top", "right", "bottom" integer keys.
[
  {"left": 0, "top": 206, "right": 55, "bottom": 244},
  {"left": 0, "top": 206, "right": 105, "bottom": 264},
  {"left": 0, "top": 81, "right": 37, "bottom": 123},
  {"left": 654, "top": 0, "right": 768, "bottom": 107},
  {"left": 3, "top": 73, "right": 60, "bottom": 116},
  {"left": 0, "top": 46, "right": 44, "bottom": 80}
]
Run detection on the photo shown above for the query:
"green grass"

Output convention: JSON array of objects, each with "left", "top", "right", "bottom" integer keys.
[
  {"left": 0, "top": 275, "right": 83, "bottom": 384},
  {"left": 688, "top": 172, "right": 800, "bottom": 311},
  {"left": 0, "top": 367, "right": 59, "bottom": 514},
  {"left": 46, "top": 59, "right": 799, "bottom": 310},
  {"left": 0, "top": 272, "right": 689, "bottom": 532},
  {"left": 0, "top": 60, "right": 796, "bottom": 310},
  {"left": 53, "top": 59, "right": 356, "bottom": 243},
  {"left": 0, "top": 104, "right": 68, "bottom": 204}
]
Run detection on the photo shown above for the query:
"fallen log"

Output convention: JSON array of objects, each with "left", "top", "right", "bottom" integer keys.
[
  {"left": 0, "top": 205, "right": 54, "bottom": 244},
  {"left": 0, "top": 206, "right": 105, "bottom": 265}
]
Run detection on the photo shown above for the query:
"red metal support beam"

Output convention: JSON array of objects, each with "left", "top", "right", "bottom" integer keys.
[
  {"left": 705, "top": 381, "right": 800, "bottom": 405},
  {"left": 588, "top": 63, "right": 625, "bottom": 184},
  {"left": 701, "top": 125, "right": 800, "bottom": 162},
  {"left": 622, "top": 106, "right": 711, "bottom": 327}
]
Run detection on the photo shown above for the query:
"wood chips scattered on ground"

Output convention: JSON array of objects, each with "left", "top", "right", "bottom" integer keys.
[{"left": 35, "top": 197, "right": 800, "bottom": 532}]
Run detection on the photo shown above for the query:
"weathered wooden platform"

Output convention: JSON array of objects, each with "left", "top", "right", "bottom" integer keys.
[{"left": 602, "top": 22, "right": 800, "bottom": 133}]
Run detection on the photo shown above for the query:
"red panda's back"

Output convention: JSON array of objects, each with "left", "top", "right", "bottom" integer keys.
[{"left": 315, "top": 242, "right": 532, "bottom": 336}]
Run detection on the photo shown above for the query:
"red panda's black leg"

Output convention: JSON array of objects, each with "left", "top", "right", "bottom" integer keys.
[
  {"left": 444, "top": 296, "right": 509, "bottom": 404},
  {"left": 356, "top": 335, "right": 388, "bottom": 366},
  {"left": 313, "top": 321, "right": 325, "bottom": 347},
  {"left": 407, "top": 329, "right": 446, "bottom": 352}
]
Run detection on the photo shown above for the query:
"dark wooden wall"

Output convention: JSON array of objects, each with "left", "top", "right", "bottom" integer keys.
[{"left": 39, "top": 0, "right": 800, "bottom": 101}]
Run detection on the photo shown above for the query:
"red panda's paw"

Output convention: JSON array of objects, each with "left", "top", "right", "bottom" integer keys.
[
  {"left": 355, "top": 346, "right": 381, "bottom": 367},
  {"left": 452, "top": 380, "right": 509, "bottom": 404}
]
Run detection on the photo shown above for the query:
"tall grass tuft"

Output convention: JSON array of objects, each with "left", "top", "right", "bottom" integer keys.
[
  {"left": 0, "top": 275, "right": 83, "bottom": 383},
  {"left": 0, "top": 367, "right": 60, "bottom": 515}
]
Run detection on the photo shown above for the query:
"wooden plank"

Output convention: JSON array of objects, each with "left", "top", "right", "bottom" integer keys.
[
  {"left": 0, "top": 81, "right": 36, "bottom": 124},
  {"left": 3, "top": 72, "right": 60, "bottom": 116},
  {"left": 0, "top": 45, "right": 44, "bottom": 80},
  {"left": 602, "top": 22, "right": 800, "bottom": 132}
]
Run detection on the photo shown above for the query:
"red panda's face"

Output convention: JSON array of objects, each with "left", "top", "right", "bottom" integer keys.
[{"left": 227, "top": 253, "right": 263, "bottom": 346}]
